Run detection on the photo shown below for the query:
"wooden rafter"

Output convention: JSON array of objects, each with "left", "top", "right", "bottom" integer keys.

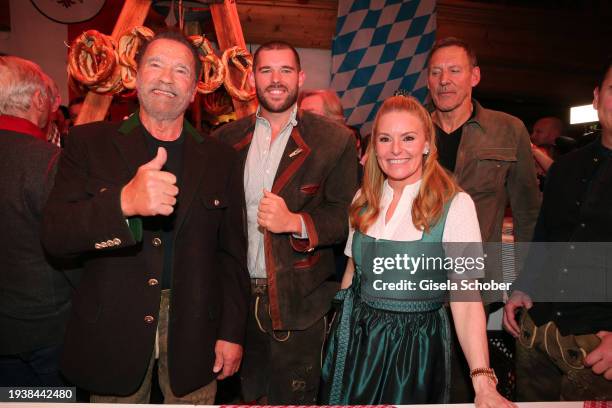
[{"left": 210, "top": 0, "right": 257, "bottom": 118}]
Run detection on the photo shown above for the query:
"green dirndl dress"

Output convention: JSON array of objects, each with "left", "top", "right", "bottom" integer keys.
[{"left": 319, "top": 203, "right": 453, "bottom": 405}]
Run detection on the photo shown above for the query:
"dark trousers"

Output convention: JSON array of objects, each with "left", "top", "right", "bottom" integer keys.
[
  {"left": 0, "top": 344, "right": 67, "bottom": 387},
  {"left": 240, "top": 281, "right": 328, "bottom": 404}
]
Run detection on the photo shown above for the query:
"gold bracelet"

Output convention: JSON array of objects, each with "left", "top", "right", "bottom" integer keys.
[{"left": 470, "top": 367, "right": 498, "bottom": 385}]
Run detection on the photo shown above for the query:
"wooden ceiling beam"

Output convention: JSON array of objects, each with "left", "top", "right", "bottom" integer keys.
[{"left": 236, "top": 0, "right": 337, "bottom": 48}]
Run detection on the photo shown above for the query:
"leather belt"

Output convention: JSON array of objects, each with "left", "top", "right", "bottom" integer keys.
[{"left": 251, "top": 278, "right": 268, "bottom": 287}]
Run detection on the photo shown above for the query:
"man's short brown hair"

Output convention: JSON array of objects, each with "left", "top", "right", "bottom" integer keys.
[
  {"left": 253, "top": 41, "right": 301, "bottom": 71},
  {"left": 429, "top": 37, "right": 478, "bottom": 67}
]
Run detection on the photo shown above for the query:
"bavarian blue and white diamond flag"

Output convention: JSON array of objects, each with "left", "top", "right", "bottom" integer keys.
[{"left": 331, "top": 0, "right": 436, "bottom": 136}]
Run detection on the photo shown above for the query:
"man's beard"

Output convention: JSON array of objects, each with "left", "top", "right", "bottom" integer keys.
[{"left": 256, "top": 84, "right": 298, "bottom": 113}]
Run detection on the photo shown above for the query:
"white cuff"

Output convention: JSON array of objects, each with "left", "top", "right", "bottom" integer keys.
[{"left": 291, "top": 215, "right": 309, "bottom": 239}]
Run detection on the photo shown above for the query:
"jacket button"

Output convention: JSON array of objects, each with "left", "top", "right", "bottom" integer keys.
[
  {"left": 152, "top": 237, "right": 162, "bottom": 247},
  {"left": 144, "top": 315, "right": 155, "bottom": 324},
  {"left": 148, "top": 278, "right": 159, "bottom": 286}
]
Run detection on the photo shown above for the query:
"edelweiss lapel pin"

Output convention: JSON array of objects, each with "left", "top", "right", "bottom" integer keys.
[{"left": 289, "top": 148, "right": 303, "bottom": 158}]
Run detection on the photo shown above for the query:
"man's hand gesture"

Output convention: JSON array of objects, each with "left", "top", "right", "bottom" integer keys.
[
  {"left": 257, "top": 190, "right": 302, "bottom": 234},
  {"left": 120, "top": 147, "right": 179, "bottom": 217},
  {"left": 502, "top": 290, "right": 533, "bottom": 338}
]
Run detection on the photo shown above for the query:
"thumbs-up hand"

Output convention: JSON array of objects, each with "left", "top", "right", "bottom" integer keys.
[
  {"left": 257, "top": 190, "right": 302, "bottom": 234},
  {"left": 141, "top": 145, "right": 168, "bottom": 171},
  {"left": 120, "top": 147, "right": 179, "bottom": 216}
]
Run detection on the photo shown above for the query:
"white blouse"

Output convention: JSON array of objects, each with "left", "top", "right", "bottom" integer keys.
[{"left": 345, "top": 179, "right": 482, "bottom": 258}]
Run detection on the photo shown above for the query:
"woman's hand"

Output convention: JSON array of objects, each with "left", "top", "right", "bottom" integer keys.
[{"left": 473, "top": 377, "right": 517, "bottom": 408}]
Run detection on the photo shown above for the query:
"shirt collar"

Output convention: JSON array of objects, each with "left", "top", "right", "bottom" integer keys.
[
  {"left": 430, "top": 99, "right": 481, "bottom": 133},
  {"left": 0, "top": 114, "right": 46, "bottom": 141},
  {"left": 139, "top": 115, "right": 186, "bottom": 146},
  {"left": 466, "top": 99, "right": 485, "bottom": 131},
  {"left": 256, "top": 104, "right": 298, "bottom": 130},
  {"left": 382, "top": 178, "right": 422, "bottom": 200}
]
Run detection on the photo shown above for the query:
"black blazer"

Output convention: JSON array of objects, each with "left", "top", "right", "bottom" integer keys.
[{"left": 42, "top": 115, "right": 249, "bottom": 396}]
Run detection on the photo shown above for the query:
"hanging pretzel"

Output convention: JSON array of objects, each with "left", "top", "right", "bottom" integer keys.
[
  {"left": 188, "top": 35, "right": 225, "bottom": 94},
  {"left": 68, "top": 30, "right": 117, "bottom": 87},
  {"left": 117, "top": 26, "right": 154, "bottom": 90},
  {"left": 188, "top": 34, "right": 215, "bottom": 56},
  {"left": 222, "top": 46, "right": 256, "bottom": 101},
  {"left": 92, "top": 63, "right": 124, "bottom": 95},
  {"left": 120, "top": 65, "right": 137, "bottom": 90},
  {"left": 198, "top": 53, "right": 226, "bottom": 94}
]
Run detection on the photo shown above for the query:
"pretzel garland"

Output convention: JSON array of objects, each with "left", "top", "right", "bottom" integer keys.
[
  {"left": 117, "top": 26, "right": 154, "bottom": 90},
  {"left": 68, "top": 30, "right": 118, "bottom": 88},
  {"left": 222, "top": 46, "right": 256, "bottom": 102},
  {"left": 68, "top": 28, "right": 150, "bottom": 95},
  {"left": 188, "top": 35, "right": 225, "bottom": 95}
]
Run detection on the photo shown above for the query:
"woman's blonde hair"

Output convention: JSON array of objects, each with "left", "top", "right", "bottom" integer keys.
[{"left": 350, "top": 95, "right": 460, "bottom": 233}]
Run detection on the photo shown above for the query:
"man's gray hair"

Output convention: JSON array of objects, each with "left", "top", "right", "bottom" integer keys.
[{"left": 0, "top": 56, "right": 53, "bottom": 116}]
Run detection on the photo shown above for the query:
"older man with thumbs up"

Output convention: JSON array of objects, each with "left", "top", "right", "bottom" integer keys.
[{"left": 42, "top": 30, "right": 249, "bottom": 404}]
